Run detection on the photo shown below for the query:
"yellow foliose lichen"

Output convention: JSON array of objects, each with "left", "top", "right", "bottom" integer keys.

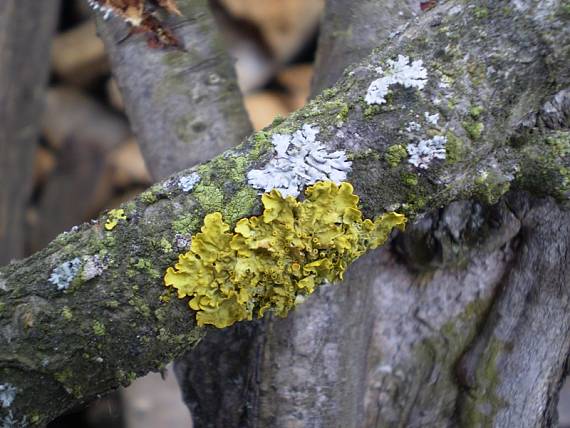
[
  {"left": 105, "top": 209, "right": 127, "bottom": 231},
  {"left": 164, "top": 181, "right": 406, "bottom": 328}
]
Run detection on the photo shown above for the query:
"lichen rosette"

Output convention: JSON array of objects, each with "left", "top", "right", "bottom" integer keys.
[{"left": 164, "top": 181, "right": 406, "bottom": 328}]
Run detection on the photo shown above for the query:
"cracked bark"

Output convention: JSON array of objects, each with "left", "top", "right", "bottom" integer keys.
[{"left": 0, "top": 1, "right": 569, "bottom": 426}]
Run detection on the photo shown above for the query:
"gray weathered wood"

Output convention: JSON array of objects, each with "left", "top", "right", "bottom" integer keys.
[{"left": 0, "top": 0, "right": 60, "bottom": 264}]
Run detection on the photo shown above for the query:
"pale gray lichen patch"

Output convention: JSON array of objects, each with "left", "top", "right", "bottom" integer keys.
[
  {"left": 424, "top": 112, "right": 440, "bottom": 126},
  {"left": 407, "top": 136, "right": 447, "bottom": 169},
  {"left": 0, "top": 384, "right": 16, "bottom": 408},
  {"left": 178, "top": 173, "right": 201, "bottom": 192},
  {"left": 365, "top": 55, "right": 428, "bottom": 105},
  {"left": 1, "top": 411, "right": 27, "bottom": 428},
  {"left": 81, "top": 255, "right": 107, "bottom": 281},
  {"left": 406, "top": 121, "right": 422, "bottom": 133},
  {"left": 247, "top": 124, "right": 352, "bottom": 197},
  {"left": 48, "top": 258, "right": 81, "bottom": 290}
]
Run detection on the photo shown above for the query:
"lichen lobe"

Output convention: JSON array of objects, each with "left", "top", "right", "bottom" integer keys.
[{"left": 164, "top": 181, "right": 406, "bottom": 328}]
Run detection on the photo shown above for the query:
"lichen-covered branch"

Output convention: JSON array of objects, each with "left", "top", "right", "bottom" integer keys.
[
  {"left": 175, "top": 2, "right": 432, "bottom": 425},
  {"left": 1, "top": 0, "right": 569, "bottom": 425}
]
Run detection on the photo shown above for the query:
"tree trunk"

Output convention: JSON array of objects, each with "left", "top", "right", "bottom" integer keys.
[{"left": 0, "top": 1, "right": 568, "bottom": 426}]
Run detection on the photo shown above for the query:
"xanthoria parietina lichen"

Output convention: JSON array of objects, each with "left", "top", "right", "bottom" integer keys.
[{"left": 164, "top": 181, "right": 406, "bottom": 328}]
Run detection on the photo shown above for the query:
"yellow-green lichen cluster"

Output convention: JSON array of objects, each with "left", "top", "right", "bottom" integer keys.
[
  {"left": 164, "top": 181, "right": 406, "bottom": 328},
  {"left": 105, "top": 209, "right": 127, "bottom": 231}
]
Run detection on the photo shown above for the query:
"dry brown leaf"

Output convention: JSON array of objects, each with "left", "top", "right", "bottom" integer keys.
[{"left": 88, "top": 0, "right": 182, "bottom": 47}]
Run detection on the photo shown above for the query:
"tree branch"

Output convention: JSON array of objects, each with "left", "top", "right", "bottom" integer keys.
[
  {"left": 96, "top": 0, "right": 252, "bottom": 180},
  {"left": 0, "top": 1, "right": 568, "bottom": 425}
]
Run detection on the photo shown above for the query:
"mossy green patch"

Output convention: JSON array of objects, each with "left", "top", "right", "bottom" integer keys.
[
  {"left": 469, "top": 106, "right": 484, "bottom": 119},
  {"left": 222, "top": 187, "right": 260, "bottom": 225},
  {"left": 322, "top": 88, "right": 338, "bottom": 99},
  {"left": 92, "top": 321, "right": 106, "bottom": 336},
  {"left": 105, "top": 300, "right": 120, "bottom": 309},
  {"left": 131, "top": 258, "right": 161, "bottom": 280},
  {"left": 61, "top": 306, "right": 73, "bottom": 321},
  {"left": 364, "top": 104, "right": 382, "bottom": 119},
  {"left": 463, "top": 120, "right": 485, "bottom": 140},
  {"left": 402, "top": 172, "right": 419, "bottom": 187},
  {"left": 140, "top": 191, "right": 158, "bottom": 205},
  {"left": 517, "top": 130, "right": 570, "bottom": 200},
  {"left": 385, "top": 144, "right": 408, "bottom": 167},
  {"left": 458, "top": 337, "right": 507, "bottom": 426},
  {"left": 193, "top": 183, "right": 224, "bottom": 212},
  {"left": 128, "top": 296, "right": 152, "bottom": 318},
  {"left": 473, "top": 6, "right": 489, "bottom": 19},
  {"left": 561, "top": 1, "right": 570, "bottom": 16},
  {"left": 172, "top": 214, "right": 201, "bottom": 236},
  {"left": 270, "top": 116, "right": 285, "bottom": 128},
  {"left": 160, "top": 237, "right": 173, "bottom": 254},
  {"left": 474, "top": 171, "right": 511, "bottom": 205},
  {"left": 446, "top": 132, "right": 466, "bottom": 163},
  {"left": 409, "top": 298, "right": 495, "bottom": 424}
]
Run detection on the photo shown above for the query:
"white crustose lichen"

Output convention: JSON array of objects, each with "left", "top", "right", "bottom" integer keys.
[
  {"left": 0, "top": 384, "right": 16, "bottom": 408},
  {"left": 424, "top": 112, "right": 440, "bottom": 126},
  {"left": 178, "top": 173, "right": 201, "bottom": 192},
  {"left": 366, "top": 55, "right": 428, "bottom": 105},
  {"left": 407, "top": 135, "right": 447, "bottom": 169},
  {"left": 247, "top": 124, "right": 352, "bottom": 197},
  {"left": 48, "top": 258, "right": 82, "bottom": 290}
]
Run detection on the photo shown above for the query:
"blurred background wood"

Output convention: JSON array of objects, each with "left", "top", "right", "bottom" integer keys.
[{"left": 0, "top": 0, "right": 60, "bottom": 265}]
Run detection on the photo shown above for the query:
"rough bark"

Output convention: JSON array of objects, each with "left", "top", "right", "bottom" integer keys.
[
  {"left": 0, "top": 0, "right": 60, "bottom": 265},
  {"left": 97, "top": 0, "right": 252, "bottom": 180},
  {"left": 0, "top": 1, "right": 569, "bottom": 426}
]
